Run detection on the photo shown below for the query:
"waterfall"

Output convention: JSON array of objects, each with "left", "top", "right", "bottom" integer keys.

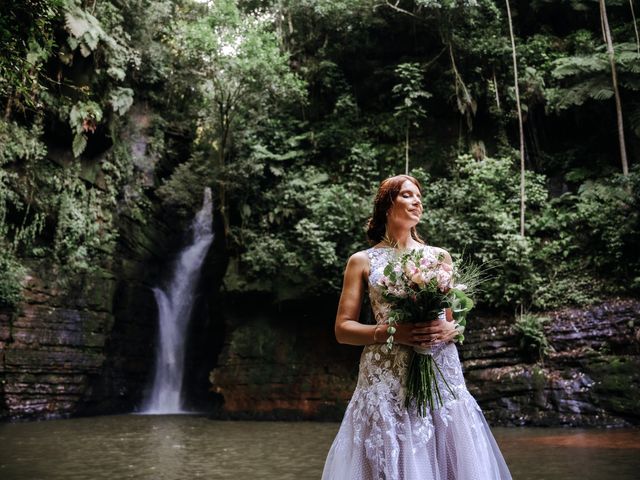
[{"left": 142, "top": 187, "right": 214, "bottom": 414}]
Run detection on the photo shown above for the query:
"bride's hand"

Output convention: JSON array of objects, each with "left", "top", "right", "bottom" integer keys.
[
  {"left": 391, "top": 323, "right": 420, "bottom": 346},
  {"left": 410, "top": 318, "right": 458, "bottom": 347}
]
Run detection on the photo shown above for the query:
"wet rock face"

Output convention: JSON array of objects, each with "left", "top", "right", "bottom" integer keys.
[
  {"left": 209, "top": 296, "right": 361, "bottom": 421},
  {"left": 462, "top": 299, "right": 640, "bottom": 426},
  {"left": 0, "top": 209, "right": 177, "bottom": 421},
  {"left": 211, "top": 298, "right": 640, "bottom": 426},
  {"left": 0, "top": 269, "right": 116, "bottom": 419}
]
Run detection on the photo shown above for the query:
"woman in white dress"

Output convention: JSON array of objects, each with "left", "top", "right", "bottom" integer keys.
[{"left": 322, "top": 175, "right": 512, "bottom": 480}]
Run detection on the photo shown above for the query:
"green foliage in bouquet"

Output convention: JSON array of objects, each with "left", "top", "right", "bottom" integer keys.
[{"left": 448, "top": 288, "right": 473, "bottom": 344}]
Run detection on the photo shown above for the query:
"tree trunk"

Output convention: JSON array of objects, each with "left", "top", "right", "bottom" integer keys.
[
  {"left": 405, "top": 119, "right": 410, "bottom": 175},
  {"left": 493, "top": 69, "right": 501, "bottom": 111},
  {"left": 630, "top": 0, "right": 640, "bottom": 55},
  {"left": 600, "top": 0, "right": 630, "bottom": 176},
  {"left": 4, "top": 86, "right": 14, "bottom": 120},
  {"left": 218, "top": 104, "right": 230, "bottom": 238},
  {"left": 505, "top": 0, "right": 526, "bottom": 236}
]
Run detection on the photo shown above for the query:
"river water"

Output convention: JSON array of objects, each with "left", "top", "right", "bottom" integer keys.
[{"left": 1, "top": 415, "right": 638, "bottom": 479}]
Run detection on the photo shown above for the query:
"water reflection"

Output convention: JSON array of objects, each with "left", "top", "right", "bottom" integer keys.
[
  {"left": 0, "top": 415, "right": 639, "bottom": 479},
  {"left": 497, "top": 428, "right": 640, "bottom": 480}
]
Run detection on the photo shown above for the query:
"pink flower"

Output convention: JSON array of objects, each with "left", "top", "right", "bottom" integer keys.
[
  {"left": 437, "top": 270, "right": 452, "bottom": 291},
  {"left": 404, "top": 260, "right": 417, "bottom": 277},
  {"left": 420, "top": 252, "right": 438, "bottom": 268}
]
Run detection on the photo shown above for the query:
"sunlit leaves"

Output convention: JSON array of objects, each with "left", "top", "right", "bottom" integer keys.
[
  {"left": 393, "top": 63, "right": 432, "bottom": 127},
  {"left": 109, "top": 87, "right": 134, "bottom": 115},
  {"left": 64, "top": 5, "right": 104, "bottom": 53}
]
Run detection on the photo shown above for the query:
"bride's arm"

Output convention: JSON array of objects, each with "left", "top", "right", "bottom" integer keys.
[
  {"left": 334, "top": 252, "right": 415, "bottom": 346},
  {"left": 334, "top": 252, "right": 379, "bottom": 345}
]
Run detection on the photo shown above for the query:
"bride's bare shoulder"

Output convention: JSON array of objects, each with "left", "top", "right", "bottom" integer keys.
[
  {"left": 343, "top": 250, "right": 371, "bottom": 282},
  {"left": 347, "top": 250, "right": 370, "bottom": 267}
]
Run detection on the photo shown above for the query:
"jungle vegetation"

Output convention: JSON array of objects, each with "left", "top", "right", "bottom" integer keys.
[{"left": 1, "top": 0, "right": 639, "bottom": 314}]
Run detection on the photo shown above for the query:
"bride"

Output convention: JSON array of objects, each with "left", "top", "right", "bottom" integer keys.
[{"left": 322, "top": 174, "right": 512, "bottom": 479}]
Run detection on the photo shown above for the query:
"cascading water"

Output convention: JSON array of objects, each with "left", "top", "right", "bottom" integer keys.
[{"left": 142, "top": 187, "right": 214, "bottom": 414}]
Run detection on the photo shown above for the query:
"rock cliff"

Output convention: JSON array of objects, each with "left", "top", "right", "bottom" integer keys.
[
  {"left": 210, "top": 298, "right": 640, "bottom": 426},
  {"left": 0, "top": 191, "right": 175, "bottom": 420},
  {"left": 0, "top": 103, "right": 219, "bottom": 420}
]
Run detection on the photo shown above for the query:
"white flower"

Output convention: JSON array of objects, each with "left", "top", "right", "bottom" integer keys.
[
  {"left": 404, "top": 260, "right": 417, "bottom": 277},
  {"left": 423, "top": 270, "right": 436, "bottom": 283}
]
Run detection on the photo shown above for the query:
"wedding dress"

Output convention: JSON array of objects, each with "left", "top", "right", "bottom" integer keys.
[{"left": 322, "top": 246, "right": 512, "bottom": 480}]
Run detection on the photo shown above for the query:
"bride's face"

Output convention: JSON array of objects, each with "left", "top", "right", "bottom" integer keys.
[{"left": 386, "top": 180, "right": 423, "bottom": 228}]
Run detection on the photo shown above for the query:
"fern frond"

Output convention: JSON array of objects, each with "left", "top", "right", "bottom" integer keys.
[
  {"left": 547, "top": 75, "right": 611, "bottom": 111},
  {"left": 590, "top": 86, "right": 614, "bottom": 101},
  {"left": 552, "top": 54, "right": 608, "bottom": 79}
]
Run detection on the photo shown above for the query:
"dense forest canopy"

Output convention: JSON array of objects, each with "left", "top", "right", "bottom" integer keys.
[{"left": 1, "top": 0, "right": 639, "bottom": 314}]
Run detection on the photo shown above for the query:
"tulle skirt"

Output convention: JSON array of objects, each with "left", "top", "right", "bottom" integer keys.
[{"left": 322, "top": 388, "right": 512, "bottom": 480}]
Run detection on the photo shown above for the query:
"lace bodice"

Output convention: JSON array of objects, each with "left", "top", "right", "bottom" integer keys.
[
  {"left": 358, "top": 245, "right": 459, "bottom": 390},
  {"left": 356, "top": 247, "right": 469, "bottom": 409}
]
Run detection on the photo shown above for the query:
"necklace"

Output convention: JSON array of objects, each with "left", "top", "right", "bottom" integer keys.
[
  {"left": 381, "top": 232, "right": 399, "bottom": 249},
  {"left": 380, "top": 234, "right": 423, "bottom": 251}
]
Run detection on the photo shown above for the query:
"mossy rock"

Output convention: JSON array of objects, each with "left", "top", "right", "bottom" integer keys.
[{"left": 584, "top": 355, "right": 640, "bottom": 420}]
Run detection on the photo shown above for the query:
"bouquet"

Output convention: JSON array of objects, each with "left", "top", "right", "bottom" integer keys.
[{"left": 377, "top": 247, "right": 479, "bottom": 416}]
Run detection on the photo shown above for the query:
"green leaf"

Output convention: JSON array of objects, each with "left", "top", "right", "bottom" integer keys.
[
  {"left": 107, "top": 66, "right": 126, "bottom": 81},
  {"left": 72, "top": 133, "right": 87, "bottom": 158},
  {"left": 79, "top": 43, "right": 92, "bottom": 57},
  {"left": 109, "top": 88, "right": 134, "bottom": 115},
  {"left": 64, "top": 10, "right": 92, "bottom": 38}
]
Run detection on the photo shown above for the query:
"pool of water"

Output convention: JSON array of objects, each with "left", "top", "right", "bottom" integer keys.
[{"left": 1, "top": 415, "right": 638, "bottom": 479}]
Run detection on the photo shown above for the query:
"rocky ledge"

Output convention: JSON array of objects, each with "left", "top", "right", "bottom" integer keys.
[
  {"left": 464, "top": 298, "right": 640, "bottom": 426},
  {"left": 210, "top": 298, "right": 640, "bottom": 426}
]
